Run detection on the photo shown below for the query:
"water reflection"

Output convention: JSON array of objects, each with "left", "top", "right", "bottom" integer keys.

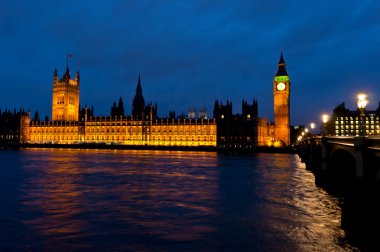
[
  {"left": 0, "top": 149, "right": 360, "bottom": 251},
  {"left": 247, "top": 154, "right": 353, "bottom": 251},
  {"left": 19, "top": 149, "right": 220, "bottom": 250}
]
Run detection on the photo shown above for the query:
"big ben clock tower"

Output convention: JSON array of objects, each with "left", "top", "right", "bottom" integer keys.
[{"left": 273, "top": 52, "right": 290, "bottom": 146}]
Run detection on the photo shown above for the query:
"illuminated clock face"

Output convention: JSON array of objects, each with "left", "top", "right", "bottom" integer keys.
[{"left": 277, "top": 82, "right": 286, "bottom": 91}]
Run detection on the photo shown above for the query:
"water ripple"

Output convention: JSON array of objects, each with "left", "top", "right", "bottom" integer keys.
[{"left": 0, "top": 149, "right": 357, "bottom": 251}]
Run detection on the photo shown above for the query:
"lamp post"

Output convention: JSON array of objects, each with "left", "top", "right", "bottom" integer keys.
[
  {"left": 357, "top": 93, "right": 368, "bottom": 136},
  {"left": 322, "top": 114, "right": 329, "bottom": 136},
  {"left": 310, "top": 122, "right": 315, "bottom": 136}
]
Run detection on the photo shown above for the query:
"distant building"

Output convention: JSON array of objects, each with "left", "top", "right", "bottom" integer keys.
[
  {"left": 327, "top": 102, "right": 380, "bottom": 136},
  {"left": 199, "top": 107, "right": 207, "bottom": 119},
  {"left": 111, "top": 97, "right": 125, "bottom": 118},
  {"left": 0, "top": 109, "right": 30, "bottom": 145},
  {"left": 1, "top": 52, "right": 293, "bottom": 148},
  {"left": 28, "top": 68, "right": 216, "bottom": 147},
  {"left": 213, "top": 99, "right": 259, "bottom": 148},
  {"left": 188, "top": 107, "right": 196, "bottom": 119}
]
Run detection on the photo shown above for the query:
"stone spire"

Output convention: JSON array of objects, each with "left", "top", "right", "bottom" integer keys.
[{"left": 275, "top": 51, "right": 288, "bottom": 76}]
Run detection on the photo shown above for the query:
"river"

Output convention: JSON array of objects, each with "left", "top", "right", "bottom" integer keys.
[{"left": 0, "top": 148, "right": 357, "bottom": 251}]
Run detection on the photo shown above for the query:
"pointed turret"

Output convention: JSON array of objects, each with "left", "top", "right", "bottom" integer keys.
[
  {"left": 132, "top": 74, "right": 146, "bottom": 119},
  {"left": 53, "top": 68, "right": 58, "bottom": 84},
  {"left": 275, "top": 51, "right": 288, "bottom": 76},
  {"left": 118, "top": 97, "right": 124, "bottom": 116},
  {"left": 118, "top": 97, "right": 123, "bottom": 107},
  {"left": 136, "top": 74, "right": 142, "bottom": 96},
  {"left": 76, "top": 71, "right": 80, "bottom": 83},
  {"left": 63, "top": 65, "right": 70, "bottom": 80}
]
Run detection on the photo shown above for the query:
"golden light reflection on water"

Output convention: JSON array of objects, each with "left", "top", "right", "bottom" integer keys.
[
  {"left": 20, "top": 148, "right": 220, "bottom": 248},
  {"left": 255, "top": 153, "right": 353, "bottom": 251},
  {"left": 21, "top": 150, "right": 90, "bottom": 249},
  {"left": 9, "top": 149, "right": 357, "bottom": 251}
]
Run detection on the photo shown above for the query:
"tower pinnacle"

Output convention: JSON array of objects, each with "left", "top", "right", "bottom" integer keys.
[
  {"left": 132, "top": 74, "right": 145, "bottom": 119},
  {"left": 64, "top": 65, "right": 70, "bottom": 79},
  {"left": 275, "top": 51, "right": 288, "bottom": 76}
]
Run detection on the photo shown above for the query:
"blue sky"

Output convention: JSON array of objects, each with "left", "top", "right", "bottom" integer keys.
[{"left": 1, "top": 0, "right": 380, "bottom": 126}]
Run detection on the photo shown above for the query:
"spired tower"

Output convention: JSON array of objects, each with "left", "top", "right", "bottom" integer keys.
[
  {"left": 132, "top": 75, "right": 145, "bottom": 120},
  {"left": 52, "top": 65, "right": 80, "bottom": 121},
  {"left": 273, "top": 52, "right": 290, "bottom": 146}
]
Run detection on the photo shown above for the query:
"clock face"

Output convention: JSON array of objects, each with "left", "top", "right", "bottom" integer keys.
[{"left": 277, "top": 82, "right": 286, "bottom": 91}]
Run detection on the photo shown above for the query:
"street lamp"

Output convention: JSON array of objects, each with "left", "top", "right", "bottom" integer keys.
[
  {"left": 310, "top": 122, "right": 315, "bottom": 135},
  {"left": 322, "top": 114, "right": 329, "bottom": 136},
  {"left": 357, "top": 93, "right": 368, "bottom": 136}
]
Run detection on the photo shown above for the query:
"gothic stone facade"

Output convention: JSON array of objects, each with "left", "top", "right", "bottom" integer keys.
[{"left": 28, "top": 70, "right": 216, "bottom": 147}]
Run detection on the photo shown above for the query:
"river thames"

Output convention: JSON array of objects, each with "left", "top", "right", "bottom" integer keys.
[{"left": 0, "top": 148, "right": 357, "bottom": 251}]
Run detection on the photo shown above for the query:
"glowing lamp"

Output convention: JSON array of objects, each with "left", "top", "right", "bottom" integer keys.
[
  {"left": 322, "top": 114, "right": 329, "bottom": 124},
  {"left": 357, "top": 93, "right": 368, "bottom": 136},
  {"left": 357, "top": 93, "right": 368, "bottom": 109}
]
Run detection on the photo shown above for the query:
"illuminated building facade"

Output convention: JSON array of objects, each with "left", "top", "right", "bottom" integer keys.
[
  {"left": 29, "top": 117, "right": 216, "bottom": 146},
  {"left": 28, "top": 70, "right": 216, "bottom": 147},
  {"left": 3, "top": 54, "right": 293, "bottom": 148},
  {"left": 328, "top": 102, "right": 380, "bottom": 136},
  {"left": 273, "top": 52, "right": 290, "bottom": 146},
  {"left": 52, "top": 66, "right": 80, "bottom": 121}
]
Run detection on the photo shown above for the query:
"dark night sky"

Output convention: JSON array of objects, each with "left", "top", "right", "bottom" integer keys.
[{"left": 1, "top": 0, "right": 380, "bottom": 126}]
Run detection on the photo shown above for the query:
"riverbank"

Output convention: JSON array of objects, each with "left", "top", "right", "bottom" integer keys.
[{"left": 1, "top": 143, "right": 296, "bottom": 154}]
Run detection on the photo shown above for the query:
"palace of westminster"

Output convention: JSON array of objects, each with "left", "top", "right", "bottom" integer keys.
[{"left": 0, "top": 53, "right": 294, "bottom": 148}]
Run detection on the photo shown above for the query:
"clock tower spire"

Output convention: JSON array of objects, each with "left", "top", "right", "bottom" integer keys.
[{"left": 273, "top": 51, "right": 290, "bottom": 146}]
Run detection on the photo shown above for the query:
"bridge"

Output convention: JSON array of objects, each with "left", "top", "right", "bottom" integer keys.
[
  {"left": 298, "top": 136, "right": 380, "bottom": 187},
  {"left": 297, "top": 136, "right": 380, "bottom": 237}
]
